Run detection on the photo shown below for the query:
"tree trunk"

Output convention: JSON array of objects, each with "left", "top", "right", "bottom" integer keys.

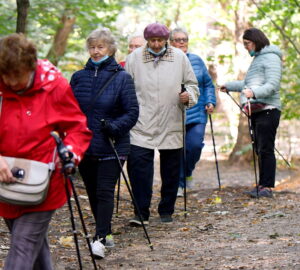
[
  {"left": 229, "top": 113, "right": 253, "bottom": 164},
  {"left": 228, "top": 0, "right": 252, "bottom": 164},
  {"left": 46, "top": 11, "right": 76, "bottom": 66},
  {"left": 16, "top": 0, "right": 30, "bottom": 34}
]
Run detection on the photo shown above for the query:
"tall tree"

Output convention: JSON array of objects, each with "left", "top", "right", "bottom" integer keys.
[
  {"left": 16, "top": 0, "right": 30, "bottom": 33},
  {"left": 225, "top": 0, "right": 253, "bottom": 164}
]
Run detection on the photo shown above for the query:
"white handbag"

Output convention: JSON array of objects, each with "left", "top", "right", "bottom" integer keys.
[
  {"left": 0, "top": 156, "right": 55, "bottom": 206},
  {"left": 0, "top": 95, "right": 56, "bottom": 205}
]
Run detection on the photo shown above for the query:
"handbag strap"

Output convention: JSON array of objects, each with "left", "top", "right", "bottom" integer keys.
[{"left": 87, "top": 70, "right": 120, "bottom": 112}]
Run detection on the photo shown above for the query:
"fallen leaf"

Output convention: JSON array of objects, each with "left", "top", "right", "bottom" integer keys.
[
  {"left": 269, "top": 233, "right": 280, "bottom": 239},
  {"left": 59, "top": 236, "right": 74, "bottom": 248}
]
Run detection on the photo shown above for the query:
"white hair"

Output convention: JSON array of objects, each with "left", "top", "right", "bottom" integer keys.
[{"left": 86, "top": 27, "right": 117, "bottom": 56}]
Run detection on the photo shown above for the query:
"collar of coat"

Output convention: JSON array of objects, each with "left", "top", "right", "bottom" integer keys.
[{"left": 142, "top": 45, "right": 174, "bottom": 63}]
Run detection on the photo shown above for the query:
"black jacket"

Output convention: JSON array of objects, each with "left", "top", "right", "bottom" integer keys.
[{"left": 70, "top": 57, "right": 139, "bottom": 157}]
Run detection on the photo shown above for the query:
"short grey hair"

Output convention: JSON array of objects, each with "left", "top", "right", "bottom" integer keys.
[
  {"left": 169, "top": 27, "right": 189, "bottom": 41},
  {"left": 86, "top": 28, "right": 117, "bottom": 56}
]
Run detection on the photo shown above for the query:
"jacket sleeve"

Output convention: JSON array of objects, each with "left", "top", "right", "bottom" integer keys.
[
  {"left": 108, "top": 72, "right": 139, "bottom": 137},
  {"left": 252, "top": 54, "right": 282, "bottom": 99},
  {"left": 51, "top": 79, "right": 92, "bottom": 162},
  {"left": 198, "top": 58, "right": 216, "bottom": 106},
  {"left": 182, "top": 55, "right": 199, "bottom": 108},
  {"left": 225, "top": 80, "right": 245, "bottom": 92}
]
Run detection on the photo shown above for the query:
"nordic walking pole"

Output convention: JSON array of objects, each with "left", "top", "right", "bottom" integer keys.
[
  {"left": 63, "top": 175, "right": 83, "bottom": 269},
  {"left": 181, "top": 84, "right": 187, "bottom": 219},
  {"left": 51, "top": 132, "right": 99, "bottom": 270},
  {"left": 100, "top": 120, "right": 153, "bottom": 250},
  {"left": 115, "top": 176, "right": 121, "bottom": 216},
  {"left": 246, "top": 99, "right": 259, "bottom": 198},
  {"left": 208, "top": 114, "right": 221, "bottom": 190},
  {"left": 67, "top": 176, "right": 101, "bottom": 269},
  {"left": 225, "top": 90, "right": 291, "bottom": 168},
  {"left": 275, "top": 148, "right": 291, "bottom": 168}
]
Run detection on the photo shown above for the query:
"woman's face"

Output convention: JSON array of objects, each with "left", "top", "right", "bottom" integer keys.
[
  {"left": 170, "top": 32, "right": 189, "bottom": 53},
  {"left": 243, "top": 39, "right": 256, "bottom": 52},
  {"left": 1, "top": 71, "right": 32, "bottom": 92},
  {"left": 88, "top": 40, "right": 110, "bottom": 62}
]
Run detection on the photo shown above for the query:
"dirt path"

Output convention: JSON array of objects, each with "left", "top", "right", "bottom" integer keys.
[{"left": 0, "top": 160, "right": 299, "bottom": 270}]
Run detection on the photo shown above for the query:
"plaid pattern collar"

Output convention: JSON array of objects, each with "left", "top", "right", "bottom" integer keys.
[{"left": 142, "top": 45, "right": 174, "bottom": 63}]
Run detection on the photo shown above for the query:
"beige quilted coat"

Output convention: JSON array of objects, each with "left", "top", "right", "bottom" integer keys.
[{"left": 125, "top": 45, "right": 199, "bottom": 149}]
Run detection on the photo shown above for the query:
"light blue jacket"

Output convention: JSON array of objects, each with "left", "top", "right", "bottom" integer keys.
[
  {"left": 186, "top": 53, "right": 216, "bottom": 125},
  {"left": 225, "top": 45, "right": 282, "bottom": 110}
]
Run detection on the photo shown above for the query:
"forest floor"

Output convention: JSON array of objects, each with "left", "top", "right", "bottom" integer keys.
[{"left": 1, "top": 156, "right": 300, "bottom": 270}]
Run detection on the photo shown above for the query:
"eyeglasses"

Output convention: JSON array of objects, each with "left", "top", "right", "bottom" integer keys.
[{"left": 173, "top": 38, "right": 188, "bottom": 43}]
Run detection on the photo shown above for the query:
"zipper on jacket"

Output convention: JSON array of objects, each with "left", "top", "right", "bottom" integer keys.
[{"left": 94, "top": 66, "right": 99, "bottom": 77}]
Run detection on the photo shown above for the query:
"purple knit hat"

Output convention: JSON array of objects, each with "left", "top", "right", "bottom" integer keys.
[{"left": 144, "top": 23, "right": 170, "bottom": 40}]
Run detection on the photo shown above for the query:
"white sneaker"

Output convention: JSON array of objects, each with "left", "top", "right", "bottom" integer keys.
[
  {"left": 177, "top": 187, "right": 184, "bottom": 197},
  {"left": 91, "top": 238, "right": 105, "bottom": 259}
]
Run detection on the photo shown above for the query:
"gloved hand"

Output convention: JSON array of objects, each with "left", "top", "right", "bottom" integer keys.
[{"left": 100, "top": 119, "right": 114, "bottom": 139}]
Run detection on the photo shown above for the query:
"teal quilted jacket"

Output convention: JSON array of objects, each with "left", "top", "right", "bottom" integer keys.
[{"left": 225, "top": 45, "right": 282, "bottom": 110}]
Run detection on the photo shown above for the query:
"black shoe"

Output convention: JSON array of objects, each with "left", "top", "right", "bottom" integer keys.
[
  {"left": 258, "top": 188, "right": 273, "bottom": 198},
  {"left": 244, "top": 186, "right": 261, "bottom": 198},
  {"left": 129, "top": 216, "right": 149, "bottom": 226},
  {"left": 160, "top": 215, "right": 173, "bottom": 223},
  {"left": 244, "top": 186, "right": 273, "bottom": 198}
]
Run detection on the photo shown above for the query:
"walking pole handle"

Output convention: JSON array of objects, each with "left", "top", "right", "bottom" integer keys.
[
  {"left": 50, "top": 131, "right": 76, "bottom": 175},
  {"left": 100, "top": 119, "right": 106, "bottom": 126},
  {"left": 247, "top": 98, "right": 252, "bottom": 117},
  {"left": 181, "top": 84, "right": 186, "bottom": 93}
]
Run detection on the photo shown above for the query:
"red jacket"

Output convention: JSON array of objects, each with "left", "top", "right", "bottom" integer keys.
[{"left": 0, "top": 59, "right": 92, "bottom": 218}]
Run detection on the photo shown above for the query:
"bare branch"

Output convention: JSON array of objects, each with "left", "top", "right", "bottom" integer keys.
[{"left": 46, "top": 11, "right": 76, "bottom": 66}]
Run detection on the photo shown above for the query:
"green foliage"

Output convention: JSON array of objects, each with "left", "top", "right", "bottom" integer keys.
[
  {"left": 0, "top": 0, "right": 143, "bottom": 72},
  {"left": 0, "top": 0, "right": 17, "bottom": 35},
  {"left": 250, "top": 0, "right": 300, "bottom": 120},
  {"left": 27, "top": 0, "right": 124, "bottom": 66}
]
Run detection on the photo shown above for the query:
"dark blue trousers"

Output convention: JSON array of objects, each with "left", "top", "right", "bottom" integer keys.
[
  {"left": 179, "top": 123, "right": 206, "bottom": 187},
  {"left": 127, "top": 145, "right": 182, "bottom": 220},
  {"left": 252, "top": 109, "right": 281, "bottom": 188}
]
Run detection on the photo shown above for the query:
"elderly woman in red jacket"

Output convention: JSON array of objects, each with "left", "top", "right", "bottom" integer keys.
[{"left": 0, "top": 33, "right": 92, "bottom": 270}]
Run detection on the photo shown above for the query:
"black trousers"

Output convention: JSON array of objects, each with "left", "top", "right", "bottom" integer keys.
[
  {"left": 252, "top": 109, "right": 281, "bottom": 188},
  {"left": 127, "top": 145, "right": 182, "bottom": 220},
  {"left": 79, "top": 156, "right": 122, "bottom": 238}
]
